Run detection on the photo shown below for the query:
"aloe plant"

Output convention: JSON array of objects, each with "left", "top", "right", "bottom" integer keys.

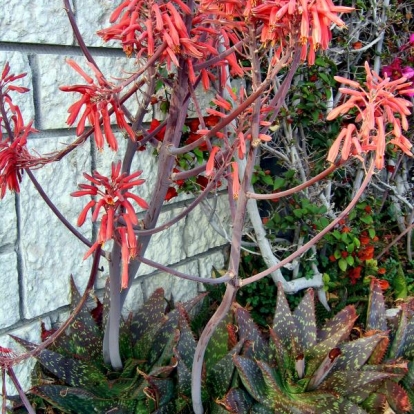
[
  {"left": 11, "top": 280, "right": 206, "bottom": 414},
  {"left": 206, "top": 283, "right": 412, "bottom": 414},
  {"left": 13, "top": 280, "right": 414, "bottom": 413}
]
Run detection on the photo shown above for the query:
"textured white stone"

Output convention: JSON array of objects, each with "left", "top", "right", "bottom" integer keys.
[
  {"left": 0, "top": 52, "right": 35, "bottom": 127},
  {"left": 0, "top": 322, "right": 41, "bottom": 395},
  {"left": 197, "top": 250, "right": 226, "bottom": 281},
  {"left": 0, "top": 252, "right": 20, "bottom": 329},
  {"left": 36, "top": 54, "right": 139, "bottom": 130},
  {"left": 74, "top": 0, "right": 119, "bottom": 47},
  {"left": 183, "top": 195, "right": 229, "bottom": 257},
  {"left": 0, "top": 191, "right": 17, "bottom": 248},
  {"left": 143, "top": 260, "right": 200, "bottom": 304},
  {"left": 19, "top": 137, "right": 92, "bottom": 319},
  {"left": 1, "top": 1, "right": 74, "bottom": 45}
]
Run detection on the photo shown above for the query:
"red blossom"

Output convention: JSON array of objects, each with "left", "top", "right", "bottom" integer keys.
[
  {"left": 0, "top": 63, "right": 37, "bottom": 198},
  {"left": 60, "top": 59, "right": 135, "bottom": 151},
  {"left": 72, "top": 162, "right": 148, "bottom": 278},
  {"left": 348, "top": 266, "right": 362, "bottom": 284},
  {"left": 165, "top": 186, "right": 178, "bottom": 201},
  {"left": 148, "top": 118, "right": 167, "bottom": 141}
]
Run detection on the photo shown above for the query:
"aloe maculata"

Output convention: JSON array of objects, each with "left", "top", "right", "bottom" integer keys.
[
  {"left": 11, "top": 281, "right": 207, "bottom": 414},
  {"left": 206, "top": 283, "right": 412, "bottom": 414}
]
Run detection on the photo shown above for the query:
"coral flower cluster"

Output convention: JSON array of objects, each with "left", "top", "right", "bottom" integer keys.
[
  {"left": 327, "top": 62, "right": 414, "bottom": 169},
  {"left": 97, "top": 0, "right": 243, "bottom": 88},
  {"left": 71, "top": 161, "right": 148, "bottom": 289},
  {"left": 199, "top": 0, "right": 354, "bottom": 64},
  {"left": 0, "top": 63, "right": 36, "bottom": 198},
  {"left": 60, "top": 59, "right": 135, "bottom": 151}
]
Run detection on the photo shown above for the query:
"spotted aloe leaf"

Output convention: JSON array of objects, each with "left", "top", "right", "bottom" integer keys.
[
  {"left": 256, "top": 359, "right": 313, "bottom": 413},
  {"left": 131, "top": 288, "right": 168, "bottom": 360},
  {"left": 292, "top": 289, "right": 317, "bottom": 350},
  {"left": 207, "top": 340, "right": 244, "bottom": 398},
  {"left": 318, "top": 370, "right": 394, "bottom": 403},
  {"left": 334, "top": 334, "right": 385, "bottom": 371},
  {"left": 137, "top": 368, "right": 176, "bottom": 409},
  {"left": 204, "top": 312, "right": 233, "bottom": 371},
  {"left": 51, "top": 277, "right": 103, "bottom": 366},
  {"left": 306, "top": 306, "right": 357, "bottom": 376},
  {"left": 11, "top": 336, "right": 113, "bottom": 398},
  {"left": 402, "top": 315, "right": 414, "bottom": 359},
  {"left": 234, "top": 355, "right": 308, "bottom": 413},
  {"left": 366, "top": 279, "right": 387, "bottom": 332},
  {"left": 268, "top": 328, "right": 292, "bottom": 378},
  {"left": 235, "top": 306, "right": 269, "bottom": 361},
  {"left": 385, "top": 380, "right": 412, "bottom": 412},
  {"left": 273, "top": 283, "right": 299, "bottom": 351},
  {"left": 306, "top": 348, "right": 341, "bottom": 391},
  {"left": 174, "top": 305, "right": 197, "bottom": 397},
  {"left": 317, "top": 305, "right": 357, "bottom": 342},
  {"left": 147, "top": 292, "right": 206, "bottom": 368},
  {"left": 216, "top": 387, "right": 253, "bottom": 413},
  {"left": 29, "top": 385, "right": 131, "bottom": 414},
  {"left": 389, "top": 309, "right": 408, "bottom": 359}
]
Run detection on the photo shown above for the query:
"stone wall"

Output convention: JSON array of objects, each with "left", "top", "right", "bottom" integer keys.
[{"left": 0, "top": 1, "right": 228, "bottom": 393}]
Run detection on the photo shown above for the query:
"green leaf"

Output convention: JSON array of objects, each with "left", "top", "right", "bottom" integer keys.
[
  {"left": 332, "top": 230, "right": 341, "bottom": 240},
  {"left": 360, "top": 215, "right": 373, "bottom": 224},
  {"left": 261, "top": 175, "right": 273, "bottom": 186},
  {"left": 273, "top": 177, "right": 285, "bottom": 190},
  {"left": 346, "top": 256, "right": 354, "bottom": 266},
  {"left": 347, "top": 244, "right": 355, "bottom": 254},
  {"left": 338, "top": 258, "right": 347, "bottom": 272},
  {"left": 293, "top": 209, "right": 303, "bottom": 218},
  {"left": 318, "top": 72, "right": 330, "bottom": 83},
  {"left": 368, "top": 228, "right": 376, "bottom": 239}
]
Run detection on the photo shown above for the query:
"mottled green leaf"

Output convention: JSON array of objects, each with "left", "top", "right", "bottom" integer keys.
[
  {"left": 30, "top": 385, "right": 132, "bottom": 414},
  {"left": 334, "top": 334, "right": 383, "bottom": 372},
  {"left": 205, "top": 312, "right": 232, "bottom": 370},
  {"left": 319, "top": 370, "right": 391, "bottom": 402},
  {"left": 382, "top": 380, "right": 412, "bottom": 413},
  {"left": 218, "top": 388, "right": 253, "bottom": 413},
  {"left": 389, "top": 309, "right": 408, "bottom": 359},
  {"left": 318, "top": 305, "right": 357, "bottom": 342},
  {"left": 130, "top": 288, "right": 166, "bottom": 344},
  {"left": 236, "top": 307, "right": 269, "bottom": 361},
  {"left": 12, "top": 337, "right": 110, "bottom": 398},
  {"left": 207, "top": 340, "right": 244, "bottom": 398},
  {"left": 233, "top": 355, "right": 268, "bottom": 404},
  {"left": 366, "top": 279, "right": 387, "bottom": 332},
  {"left": 306, "top": 348, "right": 341, "bottom": 391},
  {"left": 273, "top": 284, "right": 298, "bottom": 351},
  {"left": 293, "top": 289, "right": 317, "bottom": 350},
  {"left": 306, "top": 307, "right": 357, "bottom": 377},
  {"left": 402, "top": 315, "right": 414, "bottom": 359}
]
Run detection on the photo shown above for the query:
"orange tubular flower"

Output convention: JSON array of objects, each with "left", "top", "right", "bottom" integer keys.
[
  {"left": 327, "top": 62, "right": 414, "bottom": 169},
  {"left": 60, "top": 60, "right": 135, "bottom": 151},
  {"left": 71, "top": 161, "right": 148, "bottom": 263},
  {"left": 0, "top": 63, "right": 37, "bottom": 198}
]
